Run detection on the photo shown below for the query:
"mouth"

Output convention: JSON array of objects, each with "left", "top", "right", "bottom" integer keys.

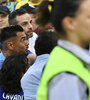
[
  {"left": 25, "top": 47, "right": 28, "bottom": 53},
  {"left": 27, "top": 31, "right": 33, "bottom": 34},
  {"left": 27, "top": 31, "right": 33, "bottom": 37},
  {"left": 26, "top": 46, "right": 28, "bottom": 50}
]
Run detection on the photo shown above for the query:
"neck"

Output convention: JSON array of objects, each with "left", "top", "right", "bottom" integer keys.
[
  {"left": 2, "top": 50, "right": 12, "bottom": 58},
  {"left": 60, "top": 31, "right": 89, "bottom": 49}
]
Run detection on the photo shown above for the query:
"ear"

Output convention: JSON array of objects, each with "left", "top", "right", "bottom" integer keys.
[
  {"left": 63, "top": 16, "right": 74, "bottom": 31},
  {"left": 6, "top": 41, "right": 14, "bottom": 50}
]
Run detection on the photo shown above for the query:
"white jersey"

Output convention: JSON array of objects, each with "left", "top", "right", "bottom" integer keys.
[{"left": 28, "top": 32, "right": 38, "bottom": 54}]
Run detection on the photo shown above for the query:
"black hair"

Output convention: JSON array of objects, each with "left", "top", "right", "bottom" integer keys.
[
  {"left": 37, "top": 0, "right": 83, "bottom": 33},
  {"left": 0, "top": 5, "right": 10, "bottom": 15},
  {"left": 0, "top": 53, "right": 28, "bottom": 94},
  {"left": 8, "top": 8, "right": 27, "bottom": 25},
  {"left": 0, "top": 25, "right": 24, "bottom": 44},
  {"left": 34, "top": 30, "right": 57, "bottom": 56},
  {"left": 20, "top": 3, "right": 36, "bottom": 14}
]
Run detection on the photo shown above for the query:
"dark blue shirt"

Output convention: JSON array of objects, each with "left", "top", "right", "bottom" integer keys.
[{"left": 0, "top": 87, "right": 24, "bottom": 100}]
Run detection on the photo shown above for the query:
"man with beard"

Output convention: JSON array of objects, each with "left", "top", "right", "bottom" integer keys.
[
  {"left": 9, "top": 8, "right": 38, "bottom": 54},
  {"left": 0, "top": 25, "right": 29, "bottom": 69}
]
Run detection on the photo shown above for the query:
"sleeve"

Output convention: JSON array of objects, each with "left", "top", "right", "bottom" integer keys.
[{"left": 48, "top": 73, "right": 87, "bottom": 100}]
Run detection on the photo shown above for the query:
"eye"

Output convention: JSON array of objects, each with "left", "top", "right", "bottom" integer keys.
[
  {"left": 21, "top": 22, "right": 28, "bottom": 26},
  {"left": 21, "top": 37, "right": 26, "bottom": 42},
  {"left": 30, "top": 20, "right": 32, "bottom": 24}
]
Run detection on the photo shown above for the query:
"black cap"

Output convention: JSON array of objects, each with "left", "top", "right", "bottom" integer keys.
[
  {"left": 0, "top": 5, "right": 10, "bottom": 15},
  {"left": 20, "top": 3, "right": 36, "bottom": 14}
]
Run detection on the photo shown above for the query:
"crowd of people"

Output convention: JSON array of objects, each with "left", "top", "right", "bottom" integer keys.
[{"left": 0, "top": 0, "right": 90, "bottom": 100}]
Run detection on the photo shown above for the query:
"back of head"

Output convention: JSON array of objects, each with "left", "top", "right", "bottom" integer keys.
[
  {"left": 52, "top": 0, "right": 83, "bottom": 33},
  {"left": 0, "top": 5, "right": 10, "bottom": 15},
  {"left": 37, "top": 0, "right": 83, "bottom": 33},
  {"left": 0, "top": 25, "right": 24, "bottom": 44},
  {"left": 35, "top": 30, "right": 57, "bottom": 56},
  {"left": 0, "top": 52, "right": 28, "bottom": 94},
  {"left": 8, "top": 8, "right": 26, "bottom": 25}
]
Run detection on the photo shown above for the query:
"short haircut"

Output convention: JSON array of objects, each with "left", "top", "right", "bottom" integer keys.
[
  {"left": 0, "top": 52, "right": 28, "bottom": 94},
  {"left": 8, "top": 8, "right": 27, "bottom": 25},
  {"left": 35, "top": 30, "right": 57, "bottom": 56},
  {"left": 0, "top": 25, "right": 24, "bottom": 44}
]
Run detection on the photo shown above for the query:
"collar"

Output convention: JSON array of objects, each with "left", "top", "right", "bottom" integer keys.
[
  {"left": 34, "top": 54, "right": 49, "bottom": 63},
  {"left": 58, "top": 39, "right": 90, "bottom": 69}
]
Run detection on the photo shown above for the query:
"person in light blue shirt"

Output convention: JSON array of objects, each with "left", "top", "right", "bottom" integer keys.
[{"left": 21, "top": 30, "right": 57, "bottom": 100}]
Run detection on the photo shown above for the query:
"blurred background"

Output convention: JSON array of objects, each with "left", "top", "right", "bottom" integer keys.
[{"left": 0, "top": 0, "right": 41, "bottom": 12}]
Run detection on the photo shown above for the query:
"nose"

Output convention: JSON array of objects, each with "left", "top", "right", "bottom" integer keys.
[
  {"left": 28, "top": 23, "right": 33, "bottom": 30},
  {"left": 25, "top": 39, "right": 29, "bottom": 47}
]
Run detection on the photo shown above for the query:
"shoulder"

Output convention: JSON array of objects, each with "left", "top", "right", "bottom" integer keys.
[
  {"left": 49, "top": 73, "right": 84, "bottom": 86},
  {"left": 48, "top": 73, "right": 87, "bottom": 100}
]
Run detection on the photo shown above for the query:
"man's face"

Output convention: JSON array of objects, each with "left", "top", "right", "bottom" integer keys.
[
  {"left": 29, "top": 13, "right": 37, "bottom": 31},
  {"left": 16, "top": 13, "right": 33, "bottom": 38},
  {"left": 12, "top": 31, "right": 29, "bottom": 54},
  {"left": 0, "top": 14, "right": 9, "bottom": 29}
]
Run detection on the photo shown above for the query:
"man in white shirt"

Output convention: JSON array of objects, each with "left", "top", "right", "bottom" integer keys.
[{"left": 9, "top": 8, "right": 38, "bottom": 54}]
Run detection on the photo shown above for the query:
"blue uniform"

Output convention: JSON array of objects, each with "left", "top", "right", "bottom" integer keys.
[{"left": 0, "top": 87, "right": 24, "bottom": 100}]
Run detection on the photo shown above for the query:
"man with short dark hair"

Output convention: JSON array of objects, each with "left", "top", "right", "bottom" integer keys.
[
  {"left": 9, "top": 8, "right": 38, "bottom": 54},
  {"left": 0, "top": 25, "right": 29, "bottom": 69},
  {"left": 20, "top": 4, "right": 37, "bottom": 32}
]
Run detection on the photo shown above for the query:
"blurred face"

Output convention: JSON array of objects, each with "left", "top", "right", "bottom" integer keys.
[
  {"left": 12, "top": 31, "right": 29, "bottom": 54},
  {"left": 29, "top": 13, "right": 37, "bottom": 31},
  {"left": 0, "top": 14, "right": 9, "bottom": 29},
  {"left": 72, "top": 0, "right": 90, "bottom": 46},
  {"left": 16, "top": 13, "right": 33, "bottom": 38}
]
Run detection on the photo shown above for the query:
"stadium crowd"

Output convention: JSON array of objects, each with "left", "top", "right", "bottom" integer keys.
[{"left": 0, "top": 0, "right": 90, "bottom": 100}]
